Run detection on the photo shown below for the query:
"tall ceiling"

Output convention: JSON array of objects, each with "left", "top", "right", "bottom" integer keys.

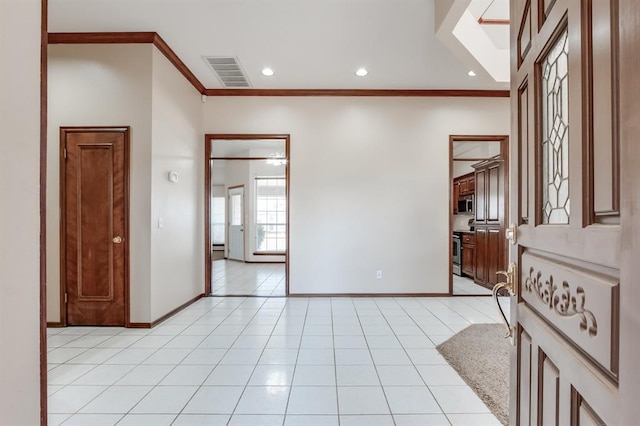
[{"left": 49, "top": 0, "right": 510, "bottom": 90}]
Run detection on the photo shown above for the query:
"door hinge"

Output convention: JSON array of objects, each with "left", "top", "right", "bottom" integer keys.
[
  {"left": 64, "top": 293, "right": 68, "bottom": 304},
  {"left": 63, "top": 148, "right": 67, "bottom": 159}
]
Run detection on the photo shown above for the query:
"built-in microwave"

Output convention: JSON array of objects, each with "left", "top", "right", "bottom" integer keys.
[{"left": 457, "top": 195, "right": 474, "bottom": 214}]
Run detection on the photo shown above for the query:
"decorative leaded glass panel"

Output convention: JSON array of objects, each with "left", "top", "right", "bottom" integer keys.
[{"left": 541, "top": 29, "right": 569, "bottom": 224}]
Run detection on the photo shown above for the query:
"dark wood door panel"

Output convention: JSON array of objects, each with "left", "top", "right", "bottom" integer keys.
[
  {"left": 78, "top": 145, "right": 113, "bottom": 301},
  {"left": 488, "top": 164, "right": 500, "bottom": 222},
  {"left": 62, "top": 128, "right": 128, "bottom": 326},
  {"left": 462, "top": 243, "right": 475, "bottom": 277},
  {"left": 475, "top": 169, "right": 487, "bottom": 223},
  {"left": 474, "top": 228, "right": 487, "bottom": 284},
  {"left": 486, "top": 227, "right": 502, "bottom": 286}
]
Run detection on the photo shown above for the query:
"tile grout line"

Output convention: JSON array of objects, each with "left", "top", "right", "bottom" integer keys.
[
  {"left": 65, "top": 297, "right": 232, "bottom": 421},
  {"left": 354, "top": 297, "right": 395, "bottom": 424},
  {"left": 380, "top": 297, "right": 447, "bottom": 422},
  {"left": 331, "top": 298, "right": 340, "bottom": 426},
  {"left": 108, "top": 297, "right": 230, "bottom": 423},
  {"left": 225, "top": 296, "right": 292, "bottom": 425}
]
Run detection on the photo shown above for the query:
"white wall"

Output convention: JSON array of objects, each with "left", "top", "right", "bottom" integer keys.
[
  {"left": 0, "top": 0, "right": 42, "bottom": 422},
  {"left": 47, "top": 44, "right": 153, "bottom": 323},
  {"left": 47, "top": 44, "right": 204, "bottom": 323},
  {"left": 149, "top": 48, "right": 204, "bottom": 321},
  {"left": 453, "top": 160, "right": 477, "bottom": 178},
  {"left": 203, "top": 97, "right": 510, "bottom": 294}
]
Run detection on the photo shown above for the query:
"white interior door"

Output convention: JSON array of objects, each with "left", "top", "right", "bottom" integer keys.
[{"left": 228, "top": 186, "right": 244, "bottom": 261}]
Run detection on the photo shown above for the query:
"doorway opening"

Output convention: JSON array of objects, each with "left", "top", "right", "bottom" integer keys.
[
  {"left": 205, "top": 134, "right": 290, "bottom": 297},
  {"left": 449, "top": 135, "right": 509, "bottom": 296}
]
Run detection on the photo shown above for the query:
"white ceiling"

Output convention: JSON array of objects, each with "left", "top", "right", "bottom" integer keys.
[{"left": 48, "top": 0, "right": 510, "bottom": 90}]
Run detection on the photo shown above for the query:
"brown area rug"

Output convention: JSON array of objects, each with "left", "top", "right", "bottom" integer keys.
[{"left": 436, "top": 324, "right": 509, "bottom": 425}]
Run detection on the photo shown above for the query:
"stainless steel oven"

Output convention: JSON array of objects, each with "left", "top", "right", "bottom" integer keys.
[{"left": 452, "top": 232, "right": 462, "bottom": 276}]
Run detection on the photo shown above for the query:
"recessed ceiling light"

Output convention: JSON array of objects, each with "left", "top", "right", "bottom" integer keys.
[
  {"left": 261, "top": 68, "right": 274, "bottom": 76},
  {"left": 468, "top": 70, "right": 476, "bottom": 77},
  {"left": 355, "top": 68, "right": 368, "bottom": 77}
]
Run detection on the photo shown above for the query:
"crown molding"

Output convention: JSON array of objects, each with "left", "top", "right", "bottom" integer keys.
[
  {"left": 48, "top": 32, "right": 510, "bottom": 98},
  {"left": 204, "top": 88, "right": 510, "bottom": 97}
]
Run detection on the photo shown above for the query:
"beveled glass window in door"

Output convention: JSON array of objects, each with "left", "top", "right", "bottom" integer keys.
[{"left": 540, "top": 28, "right": 570, "bottom": 224}]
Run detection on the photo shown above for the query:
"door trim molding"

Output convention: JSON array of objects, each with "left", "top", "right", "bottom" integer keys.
[
  {"left": 205, "top": 134, "right": 291, "bottom": 297},
  {"left": 448, "top": 134, "right": 510, "bottom": 296},
  {"left": 40, "top": 1, "right": 48, "bottom": 423},
  {"left": 59, "top": 126, "right": 131, "bottom": 327}
]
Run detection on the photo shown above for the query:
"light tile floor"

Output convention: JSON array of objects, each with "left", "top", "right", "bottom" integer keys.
[
  {"left": 48, "top": 296, "right": 510, "bottom": 425},
  {"left": 211, "top": 260, "right": 286, "bottom": 297},
  {"left": 452, "top": 275, "right": 492, "bottom": 296}
]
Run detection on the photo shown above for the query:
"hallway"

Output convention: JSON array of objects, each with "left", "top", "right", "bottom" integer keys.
[
  {"left": 47, "top": 295, "right": 507, "bottom": 425},
  {"left": 211, "top": 260, "right": 286, "bottom": 297}
]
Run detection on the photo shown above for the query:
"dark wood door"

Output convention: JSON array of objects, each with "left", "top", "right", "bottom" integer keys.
[
  {"left": 62, "top": 127, "right": 129, "bottom": 326},
  {"left": 508, "top": 0, "right": 636, "bottom": 423}
]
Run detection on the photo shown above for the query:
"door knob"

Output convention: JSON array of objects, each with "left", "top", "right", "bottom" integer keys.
[{"left": 113, "top": 236, "right": 124, "bottom": 244}]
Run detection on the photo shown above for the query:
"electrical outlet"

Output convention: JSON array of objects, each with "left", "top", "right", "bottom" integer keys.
[{"left": 376, "top": 270, "right": 383, "bottom": 279}]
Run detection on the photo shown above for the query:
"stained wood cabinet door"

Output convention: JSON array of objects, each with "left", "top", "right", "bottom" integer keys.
[
  {"left": 459, "top": 179, "right": 468, "bottom": 195},
  {"left": 474, "top": 228, "right": 487, "bottom": 284},
  {"left": 462, "top": 233, "right": 475, "bottom": 277},
  {"left": 475, "top": 168, "right": 486, "bottom": 223},
  {"left": 467, "top": 175, "right": 475, "bottom": 194},
  {"left": 472, "top": 156, "right": 505, "bottom": 289}
]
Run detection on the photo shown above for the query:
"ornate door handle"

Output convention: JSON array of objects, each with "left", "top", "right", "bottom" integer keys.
[{"left": 493, "top": 262, "right": 517, "bottom": 345}]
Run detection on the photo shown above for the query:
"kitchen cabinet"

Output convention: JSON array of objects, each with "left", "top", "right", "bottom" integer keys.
[
  {"left": 458, "top": 174, "right": 475, "bottom": 195},
  {"left": 455, "top": 173, "right": 475, "bottom": 196},
  {"left": 461, "top": 233, "right": 475, "bottom": 277},
  {"left": 472, "top": 156, "right": 506, "bottom": 289},
  {"left": 453, "top": 173, "right": 475, "bottom": 215}
]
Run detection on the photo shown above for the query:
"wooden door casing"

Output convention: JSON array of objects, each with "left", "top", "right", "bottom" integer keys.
[
  {"left": 509, "top": 0, "right": 623, "bottom": 424},
  {"left": 61, "top": 127, "right": 129, "bottom": 326}
]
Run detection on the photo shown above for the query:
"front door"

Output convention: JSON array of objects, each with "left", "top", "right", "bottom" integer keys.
[
  {"left": 227, "top": 185, "right": 245, "bottom": 261},
  {"left": 62, "top": 127, "right": 128, "bottom": 326},
  {"left": 507, "top": 0, "right": 638, "bottom": 424}
]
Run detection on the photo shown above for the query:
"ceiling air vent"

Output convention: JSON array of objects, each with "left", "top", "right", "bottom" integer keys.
[{"left": 204, "top": 56, "right": 251, "bottom": 88}]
